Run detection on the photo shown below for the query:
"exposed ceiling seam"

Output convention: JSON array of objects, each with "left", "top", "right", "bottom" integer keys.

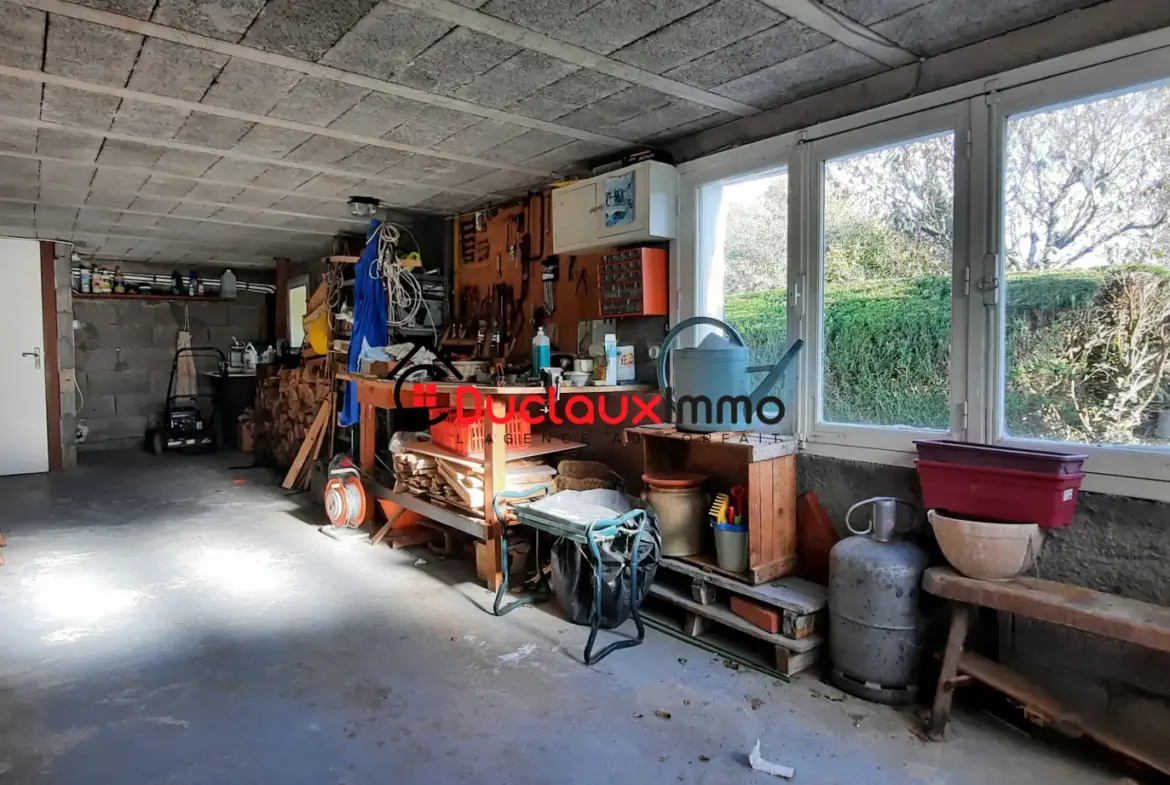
[
  {"left": 388, "top": 0, "right": 760, "bottom": 116},
  {"left": 0, "top": 195, "right": 343, "bottom": 235},
  {"left": 3, "top": 115, "right": 499, "bottom": 197},
  {"left": 7, "top": 0, "right": 632, "bottom": 148},
  {"left": 755, "top": 0, "right": 917, "bottom": 67},
  {"left": 0, "top": 151, "right": 377, "bottom": 218},
  {"left": 0, "top": 65, "right": 553, "bottom": 176},
  {"left": 13, "top": 224, "right": 325, "bottom": 249}
]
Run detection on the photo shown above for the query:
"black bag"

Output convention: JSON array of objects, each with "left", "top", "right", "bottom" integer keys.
[{"left": 548, "top": 513, "right": 661, "bottom": 629}]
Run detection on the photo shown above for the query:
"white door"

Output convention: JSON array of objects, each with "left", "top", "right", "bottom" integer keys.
[{"left": 1, "top": 238, "right": 49, "bottom": 475}]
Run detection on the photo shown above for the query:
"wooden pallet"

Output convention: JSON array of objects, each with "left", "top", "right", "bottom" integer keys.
[
  {"left": 659, "top": 556, "right": 827, "bottom": 639},
  {"left": 646, "top": 580, "right": 822, "bottom": 677}
]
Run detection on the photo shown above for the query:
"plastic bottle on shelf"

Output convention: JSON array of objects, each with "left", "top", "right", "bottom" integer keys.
[
  {"left": 532, "top": 326, "right": 550, "bottom": 375},
  {"left": 603, "top": 333, "right": 619, "bottom": 385},
  {"left": 220, "top": 268, "right": 237, "bottom": 299}
]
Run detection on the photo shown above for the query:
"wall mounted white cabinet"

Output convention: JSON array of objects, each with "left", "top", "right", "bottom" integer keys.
[{"left": 551, "top": 160, "right": 678, "bottom": 254}]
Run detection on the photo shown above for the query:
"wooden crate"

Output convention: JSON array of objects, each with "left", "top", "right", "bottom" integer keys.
[{"left": 627, "top": 426, "right": 798, "bottom": 584}]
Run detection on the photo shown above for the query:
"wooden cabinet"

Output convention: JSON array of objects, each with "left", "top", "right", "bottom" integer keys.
[{"left": 551, "top": 161, "right": 678, "bottom": 254}]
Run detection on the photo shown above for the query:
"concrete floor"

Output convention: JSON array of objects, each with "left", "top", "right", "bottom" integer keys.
[{"left": 0, "top": 452, "right": 1122, "bottom": 785}]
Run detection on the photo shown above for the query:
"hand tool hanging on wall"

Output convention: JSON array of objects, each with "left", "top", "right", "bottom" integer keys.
[{"left": 541, "top": 255, "right": 560, "bottom": 315}]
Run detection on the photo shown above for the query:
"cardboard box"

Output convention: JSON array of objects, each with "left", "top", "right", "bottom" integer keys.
[{"left": 360, "top": 359, "right": 398, "bottom": 377}]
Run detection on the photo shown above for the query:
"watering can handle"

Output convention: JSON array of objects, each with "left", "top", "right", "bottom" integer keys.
[{"left": 656, "top": 317, "right": 748, "bottom": 405}]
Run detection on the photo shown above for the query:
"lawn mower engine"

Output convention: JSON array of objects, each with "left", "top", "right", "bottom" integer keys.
[{"left": 324, "top": 456, "right": 367, "bottom": 529}]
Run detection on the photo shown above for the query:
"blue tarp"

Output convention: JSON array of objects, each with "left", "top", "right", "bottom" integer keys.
[{"left": 340, "top": 220, "right": 386, "bottom": 427}]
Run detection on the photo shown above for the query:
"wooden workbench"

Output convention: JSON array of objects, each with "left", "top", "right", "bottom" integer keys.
[{"left": 339, "top": 372, "right": 652, "bottom": 590}]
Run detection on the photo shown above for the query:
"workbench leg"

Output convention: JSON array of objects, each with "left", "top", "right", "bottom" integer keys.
[
  {"left": 479, "top": 397, "right": 508, "bottom": 592},
  {"left": 359, "top": 403, "right": 376, "bottom": 525},
  {"left": 928, "top": 602, "right": 971, "bottom": 740}
]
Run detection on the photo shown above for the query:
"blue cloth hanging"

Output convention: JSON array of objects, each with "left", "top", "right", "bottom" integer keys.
[{"left": 340, "top": 220, "right": 386, "bottom": 427}]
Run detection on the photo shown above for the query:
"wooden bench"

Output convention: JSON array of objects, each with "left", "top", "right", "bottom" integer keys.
[{"left": 923, "top": 567, "right": 1170, "bottom": 775}]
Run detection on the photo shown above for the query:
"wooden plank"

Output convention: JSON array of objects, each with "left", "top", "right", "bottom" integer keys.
[
  {"left": 958, "top": 651, "right": 1170, "bottom": 775},
  {"left": 923, "top": 567, "right": 1170, "bottom": 652},
  {"left": 647, "top": 582, "right": 822, "bottom": 653},
  {"left": 376, "top": 490, "right": 489, "bottom": 541},
  {"left": 758, "top": 458, "right": 774, "bottom": 566},
  {"left": 928, "top": 603, "right": 971, "bottom": 739},
  {"left": 480, "top": 396, "right": 508, "bottom": 592},
  {"left": 748, "top": 461, "right": 763, "bottom": 571},
  {"left": 660, "top": 556, "right": 826, "bottom": 618},
  {"left": 772, "top": 455, "right": 797, "bottom": 575},
  {"left": 624, "top": 426, "right": 798, "bottom": 460},
  {"left": 385, "top": 528, "right": 436, "bottom": 549},
  {"left": 281, "top": 399, "right": 330, "bottom": 489}
]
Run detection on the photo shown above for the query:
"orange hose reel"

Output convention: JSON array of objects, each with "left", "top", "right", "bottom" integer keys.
[{"left": 324, "top": 464, "right": 366, "bottom": 528}]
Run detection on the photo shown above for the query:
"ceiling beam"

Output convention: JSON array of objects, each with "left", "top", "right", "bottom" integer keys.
[
  {"left": 4, "top": 223, "right": 322, "bottom": 252},
  {"left": 9, "top": 0, "right": 631, "bottom": 148},
  {"left": 756, "top": 0, "right": 917, "bottom": 68},
  {"left": 389, "top": 0, "right": 759, "bottom": 116},
  {"left": 3, "top": 116, "right": 498, "bottom": 197},
  {"left": 0, "top": 65, "right": 551, "bottom": 176},
  {"left": 0, "top": 196, "right": 342, "bottom": 235},
  {"left": 0, "top": 150, "right": 376, "bottom": 216}
]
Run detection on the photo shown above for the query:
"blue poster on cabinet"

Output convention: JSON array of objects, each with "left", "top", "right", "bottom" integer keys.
[{"left": 604, "top": 172, "right": 635, "bottom": 228}]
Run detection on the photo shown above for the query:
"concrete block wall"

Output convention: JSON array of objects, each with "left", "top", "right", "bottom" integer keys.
[
  {"left": 52, "top": 245, "right": 77, "bottom": 469},
  {"left": 73, "top": 293, "right": 267, "bottom": 451},
  {"left": 797, "top": 453, "right": 1170, "bottom": 747}
]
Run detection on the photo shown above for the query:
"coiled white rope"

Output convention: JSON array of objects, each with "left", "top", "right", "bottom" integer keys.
[{"left": 367, "top": 223, "right": 436, "bottom": 341}]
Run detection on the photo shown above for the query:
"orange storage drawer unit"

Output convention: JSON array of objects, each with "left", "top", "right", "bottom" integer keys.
[{"left": 598, "top": 247, "right": 668, "bottom": 317}]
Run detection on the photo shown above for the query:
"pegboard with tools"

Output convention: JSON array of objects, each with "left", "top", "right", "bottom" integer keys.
[{"left": 453, "top": 191, "right": 665, "bottom": 360}]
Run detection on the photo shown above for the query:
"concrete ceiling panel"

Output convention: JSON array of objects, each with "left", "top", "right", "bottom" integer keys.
[
  {"left": 505, "top": 69, "right": 631, "bottom": 121},
  {"left": 432, "top": 119, "right": 528, "bottom": 156},
  {"left": 0, "top": 75, "right": 43, "bottom": 120},
  {"left": 606, "top": 100, "right": 717, "bottom": 138},
  {"left": 715, "top": 42, "right": 883, "bottom": 108},
  {"left": 38, "top": 186, "right": 89, "bottom": 205},
  {"left": 478, "top": 129, "right": 572, "bottom": 165},
  {"left": 36, "top": 205, "right": 79, "bottom": 227},
  {"left": 293, "top": 173, "right": 362, "bottom": 196},
  {"left": 249, "top": 165, "right": 316, "bottom": 190},
  {"left": 334, "top": 145, "right": 411, "bottom": 174},
  {"left": 232, "top": 125, "right": 314, "bottom": 158},
  {"left": 200, "top": 158, "right": 270, "bottom": 182},
  {"left": 201, "top": 58, "right": 303, "bottom": 114},
  {"left": 0, "top": 4, "right": 45, "bottom": 69},
  {"left": 451, "top": 51, "right": 579, "bottom": 110},
  {"left": 89, "top": 167, "right": 149, "bottom": 192},
  {"left": 453, "top": 168, "right": 536, "bottom": 194},
  {"left": 664, "top": 20, "right": 829, "bottom": 89},
  {"left": 126, "top": 38, "right": 230, "bottom": 101},
  {"left": 822, "top": 0, "right": 931, "bottom": 26},
  {"left": 241, "top": 0, "right": 382, "bottom": 61},
  {"left": 266, "top": 77, "right": 369, "bottom": 126},
  {"left": 478, "top": 0, "right": 606, "bottom": 36},
  {"left": 392, "top": 153, "right": 463, "bottom": 178},
  {"left": 207, "top": 206, "right": 261, "bottom": 223},
  {"left": 110, "top": 101, "right": 193, "bottom": 138},
  {"left": 0, "top": 182, "right": 40, "bottom": 200},
  {"left": 138, "top": 175, "right": 197, "bottom": 197},
  {"left": 283, "top": 136, "right": 365, "bottom": 166},
  {"left": 392, "top": 28, "right": 521, "bottom": 95},
  {"left": 116, "top": 212, "right": 162, "bottom": 228},
  {"left": 519, "top": 140, "right": 611, "bottom": 170},
  {"left": 228, "top": 189, "right": 282, "bottom": 208},
  {"left": 555, "top": 85, "right": 675, "bottom": 133},
  {"left": 151, "top": 0, "right": 269, "bottom": 42},
  {"left": 152, "top": 149, "right": 222, "bottom": 176},
  {"left": 417, "top": 162, "right": 500, "bottom": 187},
  {"left": 40, "top": 85, "right": 120, "bottom": 131},
  {"left": 173, "top": 113, "right": 255, "bottom": 149},
  {"left": 646, "top": 110, "right": 731, "bottom": 142},
  {"left": 380, "top": 107, "right": 480, "bottom": 148},
  {"left": 129, "top": 196, "right": 183, "bottom": 214},
  {"left": 71, "top": 0, "right": 157, "bottom": 19},
  {"left": 95, "top": 138, "right": 166, "bottom": 168},
  {"left": 320, "top": 3, "right": 454, "bottom": 81},
  {"left": 39, "top": 161, "right": 97, "bottom": 190},
  {"left": 415, "top": 191, "right": 473, "bottom": 212},
  {"left": 44, "top": 16, "right": 143, "bottom": 88},
  {"left": 873, "top": 0, "right": 1099, "bottom": 57},
  {"left": 266, "top": 193, "right": 334, "bottom": 214},
  {"left": 36, "top": 127, "right": 102, "bottom": 161},
  {"left": 169, "top": 201, "right": 221, "bottom": 218},
  {"left": 2, "top": 156, "right": 40, "bottom": 182},
  {"left": 551, "top": 0, "right": 712, "bottom": 54},
  {"left": 612, "top": 0, "right": 784, "bottom": 75},
  {"left": 328, "top": 92, "right": 430, "bottom": 137}
]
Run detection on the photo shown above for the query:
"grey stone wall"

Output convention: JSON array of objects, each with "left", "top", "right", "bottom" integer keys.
[
  {"left": 52, "top": 246, "right": 76, "bottom": 469},
  {"left": 73, "top": 293, "right": 267, "bottom": 451},
  {"left": 798, "top": 453, "right": 1169, "bottom": 748}
]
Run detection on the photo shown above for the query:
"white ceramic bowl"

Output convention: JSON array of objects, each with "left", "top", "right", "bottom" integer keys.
[
  {"left": 928, "top": 510, "right": 1044, "bottom": 581},
  {"left": 564, "top": 371, "right": 591, "bottom": 387}
]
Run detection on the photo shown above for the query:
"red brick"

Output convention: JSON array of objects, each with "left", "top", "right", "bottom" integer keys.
[{"left": 731, "top": 596, "right": 781, "bottom": 634}]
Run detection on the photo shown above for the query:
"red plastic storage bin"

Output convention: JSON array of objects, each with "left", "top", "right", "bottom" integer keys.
[
  {"left": 914, "top": 439, "right": 1087, "bottom": 474},
  {"left": 430, "top": 409, "right": 531, "bottom": 457},
  {"left": 915, "top": 459, "right": 1084, "bottom": 528}
]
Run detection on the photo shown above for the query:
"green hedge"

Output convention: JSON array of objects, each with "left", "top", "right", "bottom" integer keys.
[{"left": 724, "top": 270, "right": 1109, "bottom": 430}]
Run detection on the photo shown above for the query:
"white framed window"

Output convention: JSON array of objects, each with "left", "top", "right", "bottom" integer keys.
[
  {"left": 678, "top": 30, "right": 1170, "bottom": 500},
  {"left": 288, "top": 274, "right": 309, "bottom": 350}
]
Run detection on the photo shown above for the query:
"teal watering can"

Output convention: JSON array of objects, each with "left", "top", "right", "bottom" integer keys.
[{"left": 655, "top": 316, "right": 804, "bottom": 433}]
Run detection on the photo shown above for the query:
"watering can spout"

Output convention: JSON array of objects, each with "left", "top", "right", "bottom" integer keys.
[{"left": 748, "top": 339, "right": 805, "bottom": 406}]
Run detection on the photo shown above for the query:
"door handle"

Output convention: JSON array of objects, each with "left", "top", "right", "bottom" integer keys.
[{"left": 22, "top": 347, "right": 41, "bottom": 370}]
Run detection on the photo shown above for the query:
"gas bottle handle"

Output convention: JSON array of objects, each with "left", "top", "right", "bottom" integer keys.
[
  {"left": 893, "top": 498, "right": 921, "bottom": 533},
  {"left": 844, "top": 499, "right": 874, "bottom": 536}
]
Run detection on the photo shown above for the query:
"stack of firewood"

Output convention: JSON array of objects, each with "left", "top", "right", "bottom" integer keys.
[{"left": 254, "top": 360, "right": 333, "bottom": 468}]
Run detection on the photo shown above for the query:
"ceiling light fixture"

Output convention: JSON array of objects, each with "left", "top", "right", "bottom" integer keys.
[{"left": 347, "top": 196, "right": 381, "bottom": 218}]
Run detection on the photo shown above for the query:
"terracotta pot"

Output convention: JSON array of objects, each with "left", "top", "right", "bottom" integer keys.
[{"left": 928, "top": 510, "right": 1044, "bottom": 581}]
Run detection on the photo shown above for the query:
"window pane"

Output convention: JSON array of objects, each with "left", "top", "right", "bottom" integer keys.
[
  {"left": 1003, "top": 85, "right": 1170, "bottom": 448},
  {"left": 821, "top": 133, "right": 954, "bottom": 429},
  {"left": 289, "top": 284, "right": 308, "bottom": 350},
  {"left": 705, "top": 170, "right": 789, "bottom": 369}
]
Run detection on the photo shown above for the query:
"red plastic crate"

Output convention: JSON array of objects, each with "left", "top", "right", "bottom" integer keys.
[
  {"left": 915, "top": 459, "right": 1084, "bottom": 529},
  {"left": 430, "top": 409, "right": 531, "bottom": 457}
]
